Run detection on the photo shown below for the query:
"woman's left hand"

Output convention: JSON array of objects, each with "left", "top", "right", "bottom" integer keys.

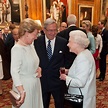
[
  {"left": 36, "top": 67, "right": 42, "bottom": 78},
  {"left": 60, "top": 73, "right": 67, "bottom": 81}
]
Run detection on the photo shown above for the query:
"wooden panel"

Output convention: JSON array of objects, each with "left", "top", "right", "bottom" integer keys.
[
  {"left": 21, "top": 0, "right": 101, "bottom": 26},
  {"left": 71, "top": 0, "right": 101, "bottom": 27},
  {"left": 78, "top": 0, "right": 94, "bottom": 1},
  {"left": 20, "top": 0, "right": 25, "bottom": 20}
]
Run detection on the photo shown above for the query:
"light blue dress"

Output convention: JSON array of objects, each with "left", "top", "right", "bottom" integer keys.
[
  {"left": 87, "top": 32, "right": 96, "bottom": 54},
  {"left": 11, "top": 44, "right": 43, "bottom": 108}
]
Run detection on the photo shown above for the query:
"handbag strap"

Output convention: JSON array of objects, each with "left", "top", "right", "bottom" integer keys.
[{"left": 67, "top": 80, "right": 83, "bottom": 96}]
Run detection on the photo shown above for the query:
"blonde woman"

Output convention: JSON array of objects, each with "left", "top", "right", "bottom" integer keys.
[
  {"left": 11, "top": 18, "right": 43, "bottom": 108},
  {"left": 82, "top": 20, "right": 96, "bottom": 54}
]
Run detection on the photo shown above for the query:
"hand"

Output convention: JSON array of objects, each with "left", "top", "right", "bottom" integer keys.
[
  {"left": 36, "top": 67, "right": 42, "bottom": 78},
  {"left": 59, "top": 67, "right": 69, "bottom": 75},
  {"left": 60, "top": 73, "right": 67, "bottom": 81},
  {"left": 65, "top": 69, "right": 69, "bottom": 75},
  {"left": 16, "top": 91, "right": 26, "bottom": 107},
  {"left": 98, "top": 53, "right": 100, "bottom": 57}
]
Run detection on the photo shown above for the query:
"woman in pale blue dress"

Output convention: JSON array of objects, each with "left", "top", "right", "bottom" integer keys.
[{"left": 11, "top": 18, "right": 43, "bottom": 108}]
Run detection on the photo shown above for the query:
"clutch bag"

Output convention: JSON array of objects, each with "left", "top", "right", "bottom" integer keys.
[{"left": 9, "top": 90, "right": 20, "bottom": 107}]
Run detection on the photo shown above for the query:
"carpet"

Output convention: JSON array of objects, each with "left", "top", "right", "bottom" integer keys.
[{"left": 0, "top": 70, "right": 108, "bottom": 108}]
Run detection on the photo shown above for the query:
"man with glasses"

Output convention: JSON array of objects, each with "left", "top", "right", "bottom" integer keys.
[{"left": 34, "top": 18, "right": 70, "bottom": 108}]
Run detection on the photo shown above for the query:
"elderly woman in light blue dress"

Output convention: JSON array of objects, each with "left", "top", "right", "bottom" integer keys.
[
  {"left": 60, "top": 30, "right": 96, "bottom": 108},
  {"left": 11, "top": 18, "right": 43, "bottom": 108}
]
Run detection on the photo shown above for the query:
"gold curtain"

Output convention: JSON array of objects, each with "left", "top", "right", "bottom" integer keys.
[{"left": 27, "top": 0, "right": 42, "bottom": 21}]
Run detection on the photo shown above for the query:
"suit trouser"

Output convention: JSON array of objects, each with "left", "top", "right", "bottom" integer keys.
[
  {"left": 42, "top": 87, "right": 64, "bottom": 108},
  {"left": 99, "top": 53, "right": 107, "bottom": 79}
]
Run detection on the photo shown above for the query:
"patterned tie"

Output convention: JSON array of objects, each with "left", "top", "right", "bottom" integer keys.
[
  {"left": 47, "top": 40, "right": 52, "bottom": 60},
  {"left": 5, "top": 34, "right": 7, "bottom": 41}
]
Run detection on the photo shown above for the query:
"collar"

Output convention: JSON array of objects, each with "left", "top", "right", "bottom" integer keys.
[
  {"left": 68, "top": 24, "right": 76, "bottom": 27},
  {"left": 45, "top": 35, "right": 56, "bottom": 43}
]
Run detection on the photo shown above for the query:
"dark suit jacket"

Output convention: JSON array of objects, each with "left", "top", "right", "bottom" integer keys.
[
  {"left": 3, "top": 33, "right": 13, "bottom": 42},
  {"left": 101, "top": 28, "right": 108, "bottom": 55},
  {"left": 0, "top": 39, "right": 11, "bottom": 80},
  {"left": 4, "top": 33, "right": 14, "bottom": 62},
  {"left": 34, "top": 35, "right": 70, "bottom": 92},
  {"left": 57, "top": 25, "right": 86, "bottom": 40},
  {"left": 57, "top": 26, "right": 85, "bottom": 66}
]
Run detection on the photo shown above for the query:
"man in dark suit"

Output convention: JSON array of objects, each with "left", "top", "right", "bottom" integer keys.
[
  {"left": 2, "top": 27, "right": 11, "bottom": 42},
  {"left": 97, "top": 20, "right": 108, "bottom": 81},
  {"left": 57, "top": 14, "right": 86, "bottom": 66},
  {"left": 34, "top": 18, "right": 70, "bottom": 108},
  {"left": 57, "top": 14, "right": 86, "bottom": 40},
  {"left": 3, "top": 27, "right": 14, "bottom": 64}
]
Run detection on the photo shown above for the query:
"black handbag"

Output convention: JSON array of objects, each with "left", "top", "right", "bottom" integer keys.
[{"left": 64, "top": 80, "right": 83, "bottom": 108}]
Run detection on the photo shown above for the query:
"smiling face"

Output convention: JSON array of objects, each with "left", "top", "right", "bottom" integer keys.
[
  {"left": 25, "top": 29, "right": 39, "bottom": 45},
  {"left": 43, "top": 23, "right": 58, "bottom": 40},
  {"left": 67, "top": 36, "right": 77, "bottom": 54}
]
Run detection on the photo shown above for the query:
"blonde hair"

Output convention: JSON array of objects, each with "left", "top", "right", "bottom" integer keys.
[
  {"left": 82, "top": 20, "right": 92, "bottom": 30},
  {"left": 18, "top": 18, "right": 41, "bottom": 38}
]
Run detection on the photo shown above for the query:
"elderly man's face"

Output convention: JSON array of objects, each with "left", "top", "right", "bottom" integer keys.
[{"left": 44, "top": 23, "right": 58, "bottom": 40}]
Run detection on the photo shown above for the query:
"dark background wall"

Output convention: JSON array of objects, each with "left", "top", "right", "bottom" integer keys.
[{"left": 9, "top": 0, "right": 20, "bottom": 23}]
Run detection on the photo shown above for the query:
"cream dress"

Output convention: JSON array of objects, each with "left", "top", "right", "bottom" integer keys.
[
  {"left": 66, "top": 49, "right": 96, "bottom": 108},
  {"left": 11, "top": 44, "right": 43, "bottom": 108},
  {"left": 0, "top": 55, "right": 3, "bottom": 79}
]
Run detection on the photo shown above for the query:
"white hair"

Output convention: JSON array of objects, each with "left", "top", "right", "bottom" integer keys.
[
  {"left": 69, "top": 30, "right": 90, "bottom": 48},
  {"left": 43, "top": 18, "right": 57, "bottom": 29},
  {"left": 67, "top": 14, "right": 77, "bottom": 25}
]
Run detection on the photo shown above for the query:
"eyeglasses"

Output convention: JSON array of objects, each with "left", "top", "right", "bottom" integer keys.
[{"left": 45, "top": 28, "right": 58, "bottom": 33}]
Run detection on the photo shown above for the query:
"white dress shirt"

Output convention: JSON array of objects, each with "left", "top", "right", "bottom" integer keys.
[
  {"left": 95, "top": 34, "right": 103, "bottom": 53},
  {"left": 45, "top": 36, "right": 56, "bottom": 54}
]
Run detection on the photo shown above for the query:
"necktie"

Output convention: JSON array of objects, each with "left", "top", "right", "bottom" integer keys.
[
  {"left": 47, "top": 40, "right": 52, "bottom": 60},
  {"left": 5, "top": 34, "right": 7, "bottom": 41}
]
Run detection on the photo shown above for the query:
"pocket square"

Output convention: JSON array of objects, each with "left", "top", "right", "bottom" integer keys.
[{"left": 59, "top": 51, "right": 62, "bottom": 53}]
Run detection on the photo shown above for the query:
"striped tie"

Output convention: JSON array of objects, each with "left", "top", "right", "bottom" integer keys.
[{"left": 47, "top": 40, "right": 52, "bottom": 60}]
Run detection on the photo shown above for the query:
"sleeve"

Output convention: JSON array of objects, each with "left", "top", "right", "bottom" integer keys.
[
  {"left": 11, "top": 46, "right": 23, "bottom": 87},
  {"left": 98, "top": 34, "right": 103, "bottom": 53},
  {"left": 66, "top": 55, "right": 91, "bottom": 88},
  {"left": 89, "top": 36, "right": 96, "bottom": 54}
]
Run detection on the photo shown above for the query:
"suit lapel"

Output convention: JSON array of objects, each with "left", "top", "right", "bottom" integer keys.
[{"left": 40, "top": 36, "right": 49, "bottom": 63}]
